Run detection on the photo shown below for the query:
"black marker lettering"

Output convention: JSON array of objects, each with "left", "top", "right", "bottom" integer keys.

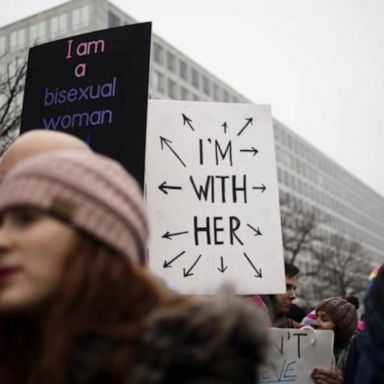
[
  {"left": 233, "top": 174, "right": 247, "bottom": 203},
  {"left": 194, "top": 216, "right": 211, "bottom": 245},
  {"left": 213, "top": 216, "right": 224, "bottom": 245},
  {"left": 229, "top": 216, "right": 243, "bottom": 245}
]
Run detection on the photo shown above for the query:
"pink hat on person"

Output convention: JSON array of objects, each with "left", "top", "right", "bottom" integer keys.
[{"left": 0, "top": 149, "right": 148, "bottom": 265}]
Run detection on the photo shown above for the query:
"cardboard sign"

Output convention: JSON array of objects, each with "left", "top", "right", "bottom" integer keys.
[
  {"left": 145, "top": 100, "right": 285, "bottom": 294},
  {"left": 260, "top": 328, "right": 334, "bottom": 384},
  {"left": 21, "top": 23, "right": 152, "bottom": 186}
]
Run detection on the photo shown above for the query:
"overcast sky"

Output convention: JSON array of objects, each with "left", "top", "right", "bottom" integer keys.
[{"left": 1, "top": 0, "right": 384, "bottom": 197}]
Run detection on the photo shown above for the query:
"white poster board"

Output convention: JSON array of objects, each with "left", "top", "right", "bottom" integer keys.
[
  {"left": 145, "top": 100, "right": 285, "bottom": 294},
  {"left": 260, "top": 328, "right": 334, "bottom": 384}
]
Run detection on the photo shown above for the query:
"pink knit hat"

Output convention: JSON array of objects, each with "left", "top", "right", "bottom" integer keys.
[{"left": 0, "top": 149, "right": 148, "bottom": 265}]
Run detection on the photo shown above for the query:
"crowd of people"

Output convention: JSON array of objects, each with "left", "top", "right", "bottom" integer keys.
[
  {"left": 0, "top": 130, "right": 382, "bottom": 383},
  {"left": 255, "top": 260, "right": 384, "bottom": 383}
]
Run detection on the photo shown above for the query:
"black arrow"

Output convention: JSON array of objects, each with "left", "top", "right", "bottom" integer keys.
[
  {"left": 158, "top": 181, "right": 182, "bottom": 195},
  {"left": 183, "top": 254, "right": 202, "bottom": 277},
  {"left": 162, "top": 230, "right": 189, "bottom": 240},
  {"left": 217, "top": 256, "right": 228, "bottom": 273},
  {"left": 252, "top": 184, "right": 266, "bottom": 193},
  {"left": 182, "top": 113, "right": 195, "bottom": 131},
  {"left": 221, "top": 121, "right": 228, "bottom": 134},
  {"left": 247, "top": 224, "right": 263, "bottom": 236},
  {"left": 160, "top": 136, "right": 186, "bottom": 167},
  {"left": 237, "top": 117, "right": 253, "bottom": 136},
  {"left": 163, "top": 250, "right": 186, "bottom": 268},
  {"left": 240, "top": 147, "right": 258, "bottom": 156},
  {"left": 243, "top": 252, "right": 263, "bottom": 278}
]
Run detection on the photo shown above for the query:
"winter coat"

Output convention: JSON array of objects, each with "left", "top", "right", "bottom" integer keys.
[
  {"left": 349, "top": 297, "right": 384, "bottom": 383},
  {"left": 342, "top": 331, "right": 364, "bottom": 384},
  {"left": 350, "top": 267, "right": 384, "bottom": 384},
  {"left": 69, "top": 295, "right": 269, "bottom": 384}
]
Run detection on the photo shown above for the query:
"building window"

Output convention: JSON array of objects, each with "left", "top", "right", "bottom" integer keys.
[
  {"left": 286, "top": 134, "right": 292, "bottom": 149},
  {"left": 179, "top": 59, "right": 188, "bottom": 80},
  {"left": 0, "top": 64, "right": 6, "bottom": 78},
  {"left": 108, "top": 12, "right": 120, "bottom": 28},
  {"left": 72, "top": 5, "right": 90, "bottom": 30},
  {"left": 153, "top": 42, "right": 164, "bottom": 65},
  {"left": 168, "top": 78, "right": 177, "bottom": 99},
  {"left": 8, "top": 57, "right": 23, "bottom": 77},
  {"left": 274, "top": 125, "right": 281, "bottom": 142},
  {"left": 0, "top": 36, "right": 6, "bottom": 55},
  {"left": 10, "top": 29, "right": 25, "bottom": 51},
  {"left": 191, "top": 68, "right": 199, "bottom": 88},
  {"left": 202, "top": 76, "right": 210, "bottom": 96},
  {"left": 166, "top": 51, "right": 176, "bottom": 72},
  {"left": 213, "top": 83, "right": 220, "bottom": 100},
  {"left": 277, "top": 167, "right": 283, "bottom": 182},
  {"left": 30, "top": 21, "right": 47, "bottom": 45},
  {"left": 51, "top": 14, "right": 67, "bottom": 38},
  {"left": 193, "top": 94, "right": 200, "bottom": 101},
  {"left": 222, "top": 89, "right": 229, "bottom": 102},
  {"left": 153, "top": 70, "right": 165, "bottom": 93},
  {"left": 280, "top": 130, "right": 287, "bottom": 146},
  {"left": 275, "top": 146, "right": 282, "bottom": 162},
  {"left": 180, "top": 86, "right": 189, "bottom": 100}
]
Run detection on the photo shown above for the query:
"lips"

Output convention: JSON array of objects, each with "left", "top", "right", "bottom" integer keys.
[{"left": 0, "top": 267, "right": 20, "bottom": 282}]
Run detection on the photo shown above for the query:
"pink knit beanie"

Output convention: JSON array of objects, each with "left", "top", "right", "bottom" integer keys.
[{"left": 0, "top": 149, "right": 148, "bottom": 265}]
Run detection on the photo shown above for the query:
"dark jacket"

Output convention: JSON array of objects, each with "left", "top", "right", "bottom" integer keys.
[
  {"left": 348, "top": 267, "right": 384, "bottom": 384},
  {"left": 342, "top": 330, "right": 365, "bottom": 384},
  {"left": 351, "top": 297, "right": 384, "bottom": 383},
  {"left": 70, "top": 295, "right": 269, "bottom": 384}
]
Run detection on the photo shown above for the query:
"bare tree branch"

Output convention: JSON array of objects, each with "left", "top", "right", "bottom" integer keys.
[
  {"left": 280, "top": 194, "right": 322, "bottom": 265},
  {"left": 0, "top": 55, "right": 27, "bottom": 155},
  {"left": 308, "top": 234, "right": 371, "bottom": 301}
]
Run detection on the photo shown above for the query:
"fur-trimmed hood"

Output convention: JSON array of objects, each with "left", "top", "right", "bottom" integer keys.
[
  {"left": 132, "top": 295, "right": 269, "bottom": 384},
  {"left": 70, "top": 295, "right": 269, "bottom": 384}
]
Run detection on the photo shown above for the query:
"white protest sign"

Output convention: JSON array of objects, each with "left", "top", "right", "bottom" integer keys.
[
  {"left": 260, "top": 328, "right": 334, "bottom": 384},
  {"left": 145, "top": 100, "right": 285, "bottom": 294}
]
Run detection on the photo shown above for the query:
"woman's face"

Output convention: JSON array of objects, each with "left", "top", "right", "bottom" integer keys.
[
  {"left": 0, "top": 208, "right": 78, "bottom": 315},
  {"left": 312, "top": 310, "right": 336, "bottom": 330}
]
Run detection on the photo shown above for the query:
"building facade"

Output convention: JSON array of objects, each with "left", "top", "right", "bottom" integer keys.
[{"left": 1, "top": 0, "right": 383, "bottom": 266}]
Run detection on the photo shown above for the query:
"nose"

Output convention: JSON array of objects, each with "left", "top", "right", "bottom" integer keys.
[
  {"left": 312, "top": 319, "right": 319, "bottom": 328},
  {"left": 288, "top": 287, "right": 296, "bottom": 301}
]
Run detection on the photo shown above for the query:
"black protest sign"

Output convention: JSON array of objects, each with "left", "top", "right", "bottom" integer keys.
[
  {"left": 21, "top": 23, "right": 151, "bottom": 186},
  {"left": 145, "top": 100, "right": 286, "bottom": 295}
]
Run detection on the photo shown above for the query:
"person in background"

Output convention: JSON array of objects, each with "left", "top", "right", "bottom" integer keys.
[
  {"left": 346, "top": 264, "right": 384, "bottom": 383},
  {"left": 302, "top": 296, "right": 359, "bottom": 329},
  {"left": 310, "top": 297, "right": 357, "bottom": 384},
  {"left": 260, "top": 262, "right": 301, "bottom": 328},
  {"left": 0, "top": 129, "right": 90, "bottom": 178},
  {"left": 0, "top": 149, "right": 268, "bottom": 384}
]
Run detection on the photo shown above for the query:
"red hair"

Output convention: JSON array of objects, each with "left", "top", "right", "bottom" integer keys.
[{"left": 0, "top": 234, "right": 178, "bottom": 383}]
